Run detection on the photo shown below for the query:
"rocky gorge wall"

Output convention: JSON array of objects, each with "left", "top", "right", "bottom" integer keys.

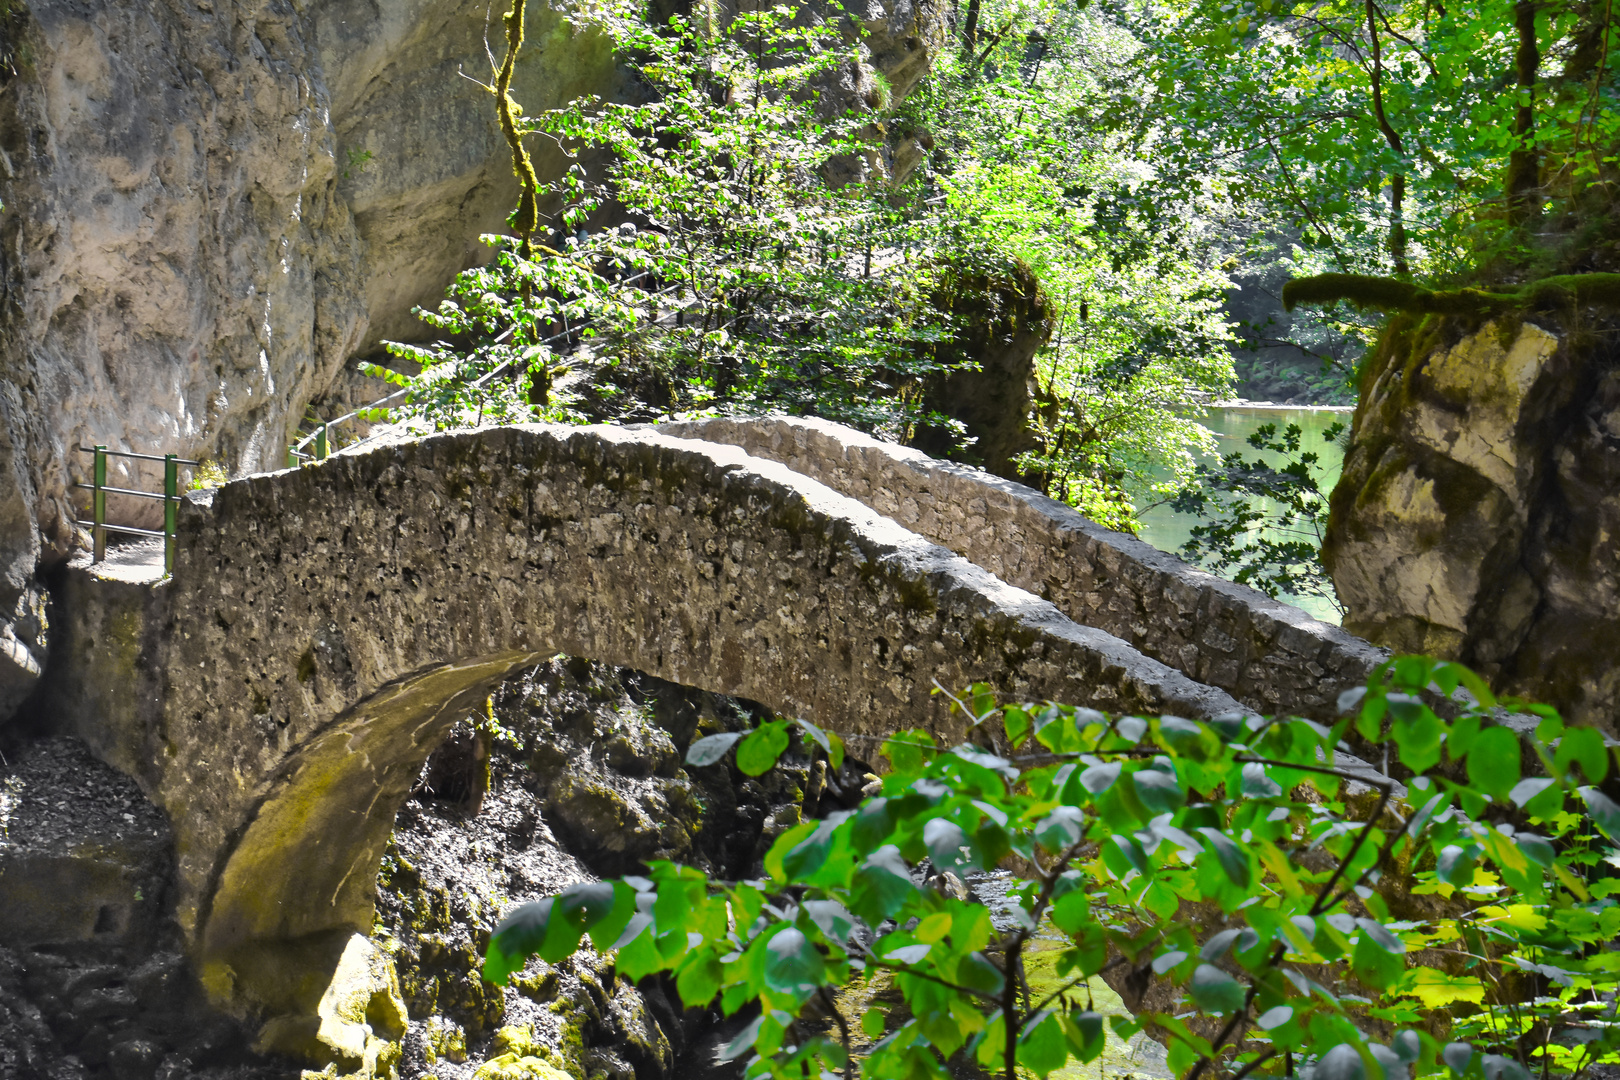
[{"left": 1325, "top": 313, "right": 1620, "bottom": 732}]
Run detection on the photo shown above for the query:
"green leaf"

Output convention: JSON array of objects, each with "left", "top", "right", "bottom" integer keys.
[
  {"left": 956, "top": 952, "right": 1006, "bottom": 997},
  {"left": 852, "top": 797, "right": 898, "bottom": 850},
  {"left": 1443, "top": 1042, "right": 1476, "bottom": 1076},
  {"left": 1035, "top": 806, "right": 1085, "bottom": 852},
  {"left": 483, "top": 899, "right": 553, "bottom": 985},
  {"left": 1196, "top": 828, "right": 1252, "bottom": 888},
  {"left": 1580, "top": 786, "right": 1620, "bottom": 839},
  {"left": 1068, "top": 1011, "right": 1106, "bottom": 1062},
  {"left": 1317, "top": 1043, "right": 1370, "bottom": 1080},
  {"left": 1018, "top": 1010, "right": 1069, "bottom": 1077},
  {"left": 852, "top": 845, "right": 915, "bottom": 921},
  {"left": 782, "top": 811, "right": 853, "bottom": 882},
  {"left": 721, "top": 1014, "right": 765, "bottom": 1061},
  {"left": 1004, "top": 707, "right": 1032, "bottom": 747},
  {"left": 1557, "top": 726, "right": 1608, "bottom": 783},
  {"left": 1353, "top": 926, "right": 1405, "bottom": 990},
  {"left": 1465, "top": 726, "right": 1521, "bottom": 799},
  {"left": 1134, "top": 768, "right": 1186, "bottom": 813},
  {"left": 1437, "top": 844, "right": 1479, "bottom": 886},
  {"left": 676, "top": 948, "right": 722, "bottom": 1008},
  {"left": 1394, "top": 706, "right": 1443, "bottom": 773},
  {"left": 794, "top": 716, "right": 845, "bottom": 771},
  {"left": 1104, "top": 834, "right": 1151, "bottom": 878},
  {"left": 1508, "top": 777, "right": 1554, "bottom": 807},
  {"left": 762, "top": 926, "right": 824, "bottom": 999},
  {"left": 882, "top": 729, "right": 935, "bottom": 773},
  {"left": 1481, "top": 1055, "right": 1531, "bottom": 1080},
  {"left": 736, "top": 720, "right": 790, "bottom": 775},
  {"left": 1080, "top": 761, "right": 1121, "bottom": 795},
  {"left": 1241, "top": 762, "right": 1283, "bottom": 798},
  {"left": 924, "top": 818, "right": 978, "bottom": 872},
  {"left": 685, "top": 732, "right": 742, "bottom": 766},
  {"left": 1257, "top": 1005, "right": 1293, "bottom": 1029},
  {"left": 1515, "top": 831, "right": 1554, "bottom": 867},
  {"left": 1188, "top": 963, "right": 1245, "bottom": 1014}
]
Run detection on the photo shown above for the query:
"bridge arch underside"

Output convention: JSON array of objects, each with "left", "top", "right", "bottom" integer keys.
[{"left": 159, "top": 424, "right": 1240, "bottom": 1021}]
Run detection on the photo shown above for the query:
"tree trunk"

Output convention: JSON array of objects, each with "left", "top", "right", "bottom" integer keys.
[
  {"left": 1505, "top": 0, "right": 1541, "bottom": 226},
  {"left": 961, "top": 0, "right": 981, "bottom": 60},
  {"left": 1365, "top": 0, "right": 1411, "bottom": 275}
]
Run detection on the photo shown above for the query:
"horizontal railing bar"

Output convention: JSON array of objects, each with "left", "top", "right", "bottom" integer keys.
[
  {"left": 76, "top": 520, "right": 167, "bottom": 539},
  {"left": 77, "top": 446, "right": 201, "bottom": 465},
  {"left": 73, "top": 483, "right": 169, "bottom": 501}
]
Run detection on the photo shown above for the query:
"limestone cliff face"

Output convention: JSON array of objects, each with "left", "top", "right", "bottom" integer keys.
[
  {"left": 1324, "top": 313, "right": 1620, "bottom": 731},
  {"left": 0, "top": 0, "right": 952, "bottom": 721}
]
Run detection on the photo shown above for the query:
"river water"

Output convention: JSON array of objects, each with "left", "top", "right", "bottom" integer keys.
[{"left": 1133, "top": 405, "right": 1352, "bottom": 625}]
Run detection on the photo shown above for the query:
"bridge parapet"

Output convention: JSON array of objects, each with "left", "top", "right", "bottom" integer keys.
[{"left": 661, "top": 416, "right": 1388, "bottom": 719}]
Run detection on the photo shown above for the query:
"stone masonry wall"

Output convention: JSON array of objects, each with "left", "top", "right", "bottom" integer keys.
[
  {"left": 661, "top": 416, "right": 1389, "bottom": 719},
  {"left": 40, "top": 423, "right": 1242, "bottom": 1035}
]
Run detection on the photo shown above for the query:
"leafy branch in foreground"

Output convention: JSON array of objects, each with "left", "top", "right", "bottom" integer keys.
[
  {"left": 481, "top": 657, "right": 1618, "bottom": 1080},
  {"left": 1169, "top": 421, "right": 1345, "bottom": 614}
]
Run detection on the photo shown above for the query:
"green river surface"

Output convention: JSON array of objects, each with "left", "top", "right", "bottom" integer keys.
[{"left": 1132, "top": 405, "right": 1353, "bottom": 625}]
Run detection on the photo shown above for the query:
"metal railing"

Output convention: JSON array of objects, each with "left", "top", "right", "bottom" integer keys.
[{"left": 74, "top": 445, "right": 199, "bottom": 576}]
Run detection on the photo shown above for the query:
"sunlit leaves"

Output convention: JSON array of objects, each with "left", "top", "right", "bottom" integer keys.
[{"left": 482, "top": 655, "right": 1617, "bottom": 1080}]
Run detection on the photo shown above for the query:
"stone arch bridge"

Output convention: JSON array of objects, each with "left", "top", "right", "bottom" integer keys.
[{"left": 40, "top": 417, "right": 1383, "bottom": 1041}]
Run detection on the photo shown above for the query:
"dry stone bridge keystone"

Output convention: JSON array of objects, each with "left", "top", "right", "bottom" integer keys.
[{"left": 40, "top": 417, "right": 1385, "bottom": 1050}]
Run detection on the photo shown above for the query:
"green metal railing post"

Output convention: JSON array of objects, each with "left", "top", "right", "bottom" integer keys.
[
  {"left": 315, "top": 423, "right": 329, "bottom": 461},
  {"left": 91, "top": 445, "right": 107, "bottom": 563},
  {"left": 287, "top": 446, "right": 298, "bottom": 469},
  {"left": 163, "top": 453, "right": 178, "bottom": 577}
]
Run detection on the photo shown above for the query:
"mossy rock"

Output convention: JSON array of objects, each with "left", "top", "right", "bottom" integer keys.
[{"left": 473, "top": 1053, "right": 575, "bottom": 1080}]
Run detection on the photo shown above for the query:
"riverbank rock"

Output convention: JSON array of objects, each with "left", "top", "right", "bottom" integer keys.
[
  {"left": 0, "top": 737, "right": 284, "bottom": 1079},
  {"left": 0, "top": 657, "right": 856, "bottom": 1078},
  {"left": 1324, "top": 312, "right": 1620, "bottom": 731}
]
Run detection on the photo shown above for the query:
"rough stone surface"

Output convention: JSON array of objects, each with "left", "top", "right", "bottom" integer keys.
[
  {"left": 1325, "top": 314, "right": 1620, "bottom": 732},
  {"left": 0, "top": 738, "right": 288, "bottom": 1079},
  {"left": 35, "top": 422, "right": 1239, "bottom": 1031},
  {"left": 661, "top": 415, "right": 1389, "bottom": 719},
  {"left": 0, "top": 581, "right": 49, "bottom": 728},
  {"left": 255, "top": 933, "right": 406, "bottom": 1077},
  {"left": 912, "top": 256, "right": 1053, "bottom": 479},
  {"left": 0, "top": 736, "right": 171, "bottom": 952},
  {"left": 379, "top": 657, "right": 826, "bottom": 1080},
  {"left": 0, "top": 0, "right": 628, "bottom": 721}
]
